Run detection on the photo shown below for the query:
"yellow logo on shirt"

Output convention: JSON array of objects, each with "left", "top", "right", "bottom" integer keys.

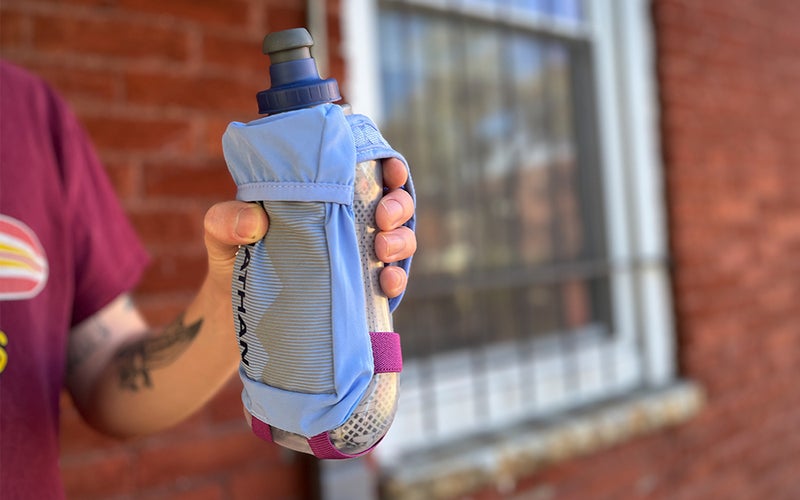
[{"left": 0, "top": 330, "right": 7, "bottom": 374}]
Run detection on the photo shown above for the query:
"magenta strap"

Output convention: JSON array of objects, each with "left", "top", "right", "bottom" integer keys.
[
  {"left": 250, "top": 331, "right": 402, "bottom": 459},
  {"left": 307, "top": 332, "right": 401, "bottom": 459},
  {"left": 369, "top": 331, "right": 403, "bottom": 373},
  {"left": 308, "top": 432, "right": 383, "bottom": 459},
  {"left": 251, "top": 416, "right": 273, "bottom": 442}
]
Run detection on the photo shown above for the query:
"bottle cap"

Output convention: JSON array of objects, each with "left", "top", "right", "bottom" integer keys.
[{"left": 257, "top": 28, "right": 341, "bottom": 114}]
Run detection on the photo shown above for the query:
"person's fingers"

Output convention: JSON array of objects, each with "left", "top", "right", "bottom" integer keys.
[
  {"left": 380, "top": 266, "right": 408, "bottom": 299},
  {"left": 382, "top": 157, "right": 408, "bottom": 190},
  {"left": 376, "top": 189, "right": 414, "bottom": 231},
  {"left": 378, "top": 158, "right": 414, "bottom": 299},
  {"left": 204, "top": 201, "right": 268, "bottom": 264},
  {"left": 375, "top": 226, "right": 416, "bottom": 263}
]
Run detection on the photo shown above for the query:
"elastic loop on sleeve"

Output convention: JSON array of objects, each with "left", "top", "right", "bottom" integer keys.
[{"left": 370, "top": 331, "right": 403, "bottom": 373}]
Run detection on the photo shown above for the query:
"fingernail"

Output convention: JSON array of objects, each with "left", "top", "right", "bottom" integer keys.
[
  {"left": 235, "top": 205, "right": 262, "bottom": 240},
  {"left": 381, "top": 199, "right": 404, "bottom": 224},
  {"left": 382, "top": 232, "right": 406, "bottom": 258}
]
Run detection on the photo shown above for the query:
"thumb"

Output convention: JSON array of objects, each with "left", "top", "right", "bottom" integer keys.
[{"left": 204, "top": 201, "right": 268, "bottom": 266}]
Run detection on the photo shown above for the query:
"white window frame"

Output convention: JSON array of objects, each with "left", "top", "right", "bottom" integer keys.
[{"left": 342, "top": 0, "right": 674, "bottom": 464}]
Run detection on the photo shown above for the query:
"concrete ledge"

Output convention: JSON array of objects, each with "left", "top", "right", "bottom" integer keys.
[{"left": 380, "top": 381, "right": 705, "bottom": 500}]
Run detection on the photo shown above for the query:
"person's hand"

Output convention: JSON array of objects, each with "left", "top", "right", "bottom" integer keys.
[
  {"left": 374, "top": 157, "right": 416, "bottom": 298},
  {"left": 203, "top": 157, "right": 416, "bottom": 297}
]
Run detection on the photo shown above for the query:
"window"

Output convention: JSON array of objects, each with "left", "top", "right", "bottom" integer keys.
[{"left": 343, "top": 0, "right": 674, "bottom": 463}]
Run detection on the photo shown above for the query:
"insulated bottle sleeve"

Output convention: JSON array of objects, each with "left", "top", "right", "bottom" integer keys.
[{"left": 222, "top": 103, "right": 413, "bottom": 440}]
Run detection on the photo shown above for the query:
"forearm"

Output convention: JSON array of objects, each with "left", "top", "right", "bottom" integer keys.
[
  {"left": 67, "top": 203, "right": 265, "bottom": 437},
  {"left": 71, "top": 278, "right": 239, "bottom": 438}
]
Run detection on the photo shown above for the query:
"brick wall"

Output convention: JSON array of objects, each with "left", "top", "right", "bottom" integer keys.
[
  {"left": 1, "top": 0, "right": 343, "bottom": 497},
  {"left": 467, "top": 0, "right": 800, "bottom": 498}
]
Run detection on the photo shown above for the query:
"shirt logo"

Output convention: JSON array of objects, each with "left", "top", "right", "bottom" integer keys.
[
  {"left": 0, "top": 330, "right": 7, "bottom": 375},
  {"left": 0, "top": 214, "right": 49, "bottom": 300}
]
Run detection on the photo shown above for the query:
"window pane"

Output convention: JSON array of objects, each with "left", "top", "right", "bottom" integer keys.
[
  {"left": 440, "top": 0, "right": 585, "bottom": 24},
  {"left": 379, "top": 5, "right": 611, "bottom": 358}
]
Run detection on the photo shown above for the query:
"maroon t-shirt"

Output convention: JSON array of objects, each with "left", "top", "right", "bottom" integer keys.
[{"left": 0, "top": 61, "right": 149, "bottom": 499}]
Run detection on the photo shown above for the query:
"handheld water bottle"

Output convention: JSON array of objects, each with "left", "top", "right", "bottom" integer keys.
[{"left": 221, "top": 28, "right": 414, "bottom": 459}]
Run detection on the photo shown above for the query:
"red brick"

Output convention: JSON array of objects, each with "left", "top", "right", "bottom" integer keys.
[
  {"left": 118, "top": 0, "right": 252, "bottom": 28},
  {"left": 103, "top": 158, "right": 142, "bottom": 200},
  {"left": 61, "top": 450, "right": 137, "bottom": 499},
  {"left": 124, "top": 70, "right": 258, "bottom": 114},
  {"left": 204, "top": 378, "right": 248, "bottom": 424},
  {"left": 80, "top": 114, "right": 194, "bottom": 154},
  {"left": 32, "top": 14, "right": 190, "bottom": 62},
  {"left": 60, "top": 406, "right": 127, "bottom": 455},
  {"left": 137, "top": 482, "right": 226, "bottom": 500},
  {"left": 128, "top": 206, "right": 206, "bottom": 247},
  {"left": 142, "top": 161, "right": 236, "bottom": 200},
  {"left": 0, "top": 7, "right": 29, "bottom": 48},
  {"left": 229, "top": 458, "right": 313, "bottom": 500},
  {"left": 137, "top": 428, "right": 281, "bottom": 488},
  {"left": 263, "top": 4, "right": 307, "bottom": 33},
  {"left": 137, "top": 252, "right": 207, "bottom": 294},
  {"left": 202, "top": 32, "right": 266, "bottom": 74}
]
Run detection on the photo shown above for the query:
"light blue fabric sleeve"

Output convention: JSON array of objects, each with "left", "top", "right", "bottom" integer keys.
[
  {"left": 222, "top": 103, "right": 414, "bottom": 437},
  {"left": 223, "top": 104, "right": 367, "bottom": 437},
  {"left": 223, "top": 104, "right": 356, "bottom": 203}
]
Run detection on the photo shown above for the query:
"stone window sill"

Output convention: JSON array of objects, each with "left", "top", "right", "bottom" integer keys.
[{"left": 379, "top": 381, "right": 705, "bottom": 499}]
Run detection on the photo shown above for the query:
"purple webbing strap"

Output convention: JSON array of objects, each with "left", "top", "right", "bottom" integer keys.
[
  {"left": 308, "top": 432, "right": 380, "bottom": 459},
  {"left": 310, "top": 331, "right": 402, "bottom": 459},
  {"left": 250, "top": 331, "right": 402, "bottom": 459},
  {"left": 251, "top": 416, "right": 273, "bottom": 442},
  {"left": 370, "top": 331, "right": 402, "bottom": 373}
]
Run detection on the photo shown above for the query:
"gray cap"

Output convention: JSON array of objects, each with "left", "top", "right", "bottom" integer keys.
[{"left": 263, "top": 27, "right": 314, "bottom": 64}]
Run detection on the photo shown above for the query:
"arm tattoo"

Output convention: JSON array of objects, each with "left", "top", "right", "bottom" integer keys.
[
  {"left": 115, "top": 314, "right": 203, "bottom": 391},
  {"left": 67, "top": 319, "right": 111, "bottom": 375}
]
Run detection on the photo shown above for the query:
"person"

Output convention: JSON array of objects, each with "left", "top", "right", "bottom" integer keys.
[{"left": 0, "top": 60, "right": 416, "bottom": 498}]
